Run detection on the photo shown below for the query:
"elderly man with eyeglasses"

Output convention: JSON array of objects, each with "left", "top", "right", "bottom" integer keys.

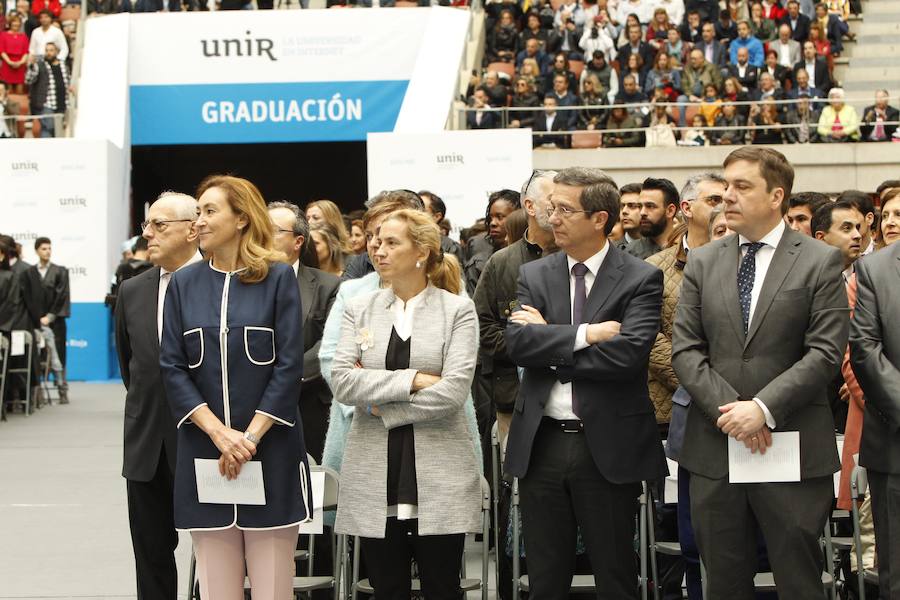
[{"left": 114, "top": 191, "right": 201, "bottom": 600}]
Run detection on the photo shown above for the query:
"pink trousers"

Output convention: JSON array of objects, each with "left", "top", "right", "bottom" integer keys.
[{"left": 191, "top": 525, "right": 299, "bottom": 600}]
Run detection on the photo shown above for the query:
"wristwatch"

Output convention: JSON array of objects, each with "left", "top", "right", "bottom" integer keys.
[{"left": 243, "top": 431, "right": 260, "bottom": 445}]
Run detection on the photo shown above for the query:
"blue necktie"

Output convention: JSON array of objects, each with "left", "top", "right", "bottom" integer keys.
[
  {"left": 738, "top": 242, "right": 765, "bottom": 335},
  {"left": 571, "top": 262, "right": 588, "bottom": 417}
]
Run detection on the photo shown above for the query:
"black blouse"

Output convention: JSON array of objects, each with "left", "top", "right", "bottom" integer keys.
[{"left": 385, "top": 327, "right": 418, "bottom": 508}]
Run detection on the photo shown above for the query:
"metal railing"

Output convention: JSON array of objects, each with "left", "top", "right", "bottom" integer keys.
[
  {"left": 456, "top": 96, "right": 898, "bottom": 144},
  {"left": 0, "top": 113, "right": 68, "bottom": 138}
]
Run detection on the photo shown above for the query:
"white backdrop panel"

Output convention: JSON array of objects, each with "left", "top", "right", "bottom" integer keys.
[{"left": 367, "top": 129, "right": 534, "bottom": 237}]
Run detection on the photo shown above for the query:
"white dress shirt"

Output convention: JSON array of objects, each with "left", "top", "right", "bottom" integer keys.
[
  {"left": 545, "top": 241, "right": 610, "bottom": 420},
  {"left": 28, "top": 25, "right": 69, "bottom": 61},
  {"left": 37, "top": 262, "right": 49, "bottom": 278},
  {"left": 738, "top": 220, "right": 786, "bottom": 428},
  {"left": 778, "top": 43, "right": 792, "bottom": 67},
  {"left": 545, "top": 112, "right": 557, "bottom": 131},
  {"left": 158, "top": 252, "right": 204, "bottom": 343},
  {"left": 804, "top": 60, "right": 818, "bottom": 89}
]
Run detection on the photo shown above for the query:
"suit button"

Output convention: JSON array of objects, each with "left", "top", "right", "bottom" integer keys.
[{"left": 743, "top": 356, "right": 750, "bottom": 362}]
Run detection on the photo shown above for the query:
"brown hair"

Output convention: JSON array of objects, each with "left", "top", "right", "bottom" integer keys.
[
  {"left": 383, "top": 209, "right": 462, "bottom": 295},
  {"left": 723, "top": 147, "right": 794, "bottom": 212},
  {"left": 306, "top": 199, "right": 351, "bottom": 252},
  {"left": 310, "top": 222, "right": 347, "bottom": 272},
  {"left": 196, "top": 175, "right": 284, "bottom": 284},
  {"left": 504, "top": 209, "right": 528, "bottom": 245},
  {"left": 363, "top": 191, "right": 424, "bottom": 230}
]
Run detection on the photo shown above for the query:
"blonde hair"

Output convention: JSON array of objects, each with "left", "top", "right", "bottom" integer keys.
[
  {"left": 310, "top": 223, "right": 348, "bottom": 273},
  {"left": 306, "top": 199, "right": 352, "bottom": 253},
  {"left": 195, "top": 175, "right": 284, "bottom": 284},
  {"left": 383, "top": 209, "right": 462, "bottom": 295}
]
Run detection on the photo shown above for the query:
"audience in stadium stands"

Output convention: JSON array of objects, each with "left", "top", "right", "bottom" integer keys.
[
  {"left": 727, "top": 46, "right": 760, "bottom": 92},
  {"left": 787, "top": 67, "right": 824, "bottom": 101},
  {"left": 818, "top": 87, "right": 860, "bottom": 142},
  {"left": 28, "top": 10, "right": 67, "bottom": 60},
  {"left": 25, "top": 40, "right": 68, "bottom": 137},
  {"left": 861, "top": 90, "right": 899, "bottom": 142},
  {"left": 783, "top": 94, "right": 822, "bottom": 143},
  {"left": 0, "top": 81, "right": 19, "bottom": 137},
  {"left": 1, "top": 14, "right": 30, "bottom": 94},
  {"left": 694, "top": 21, "right": 727, "bottom": 68},
  {"left": 603, "top": 101, "right": 642, "bottom": 146},
  {"left": 794, "top": 40, "right": 833, "bottom": 94},
  {"left": 712, "top": 101, "right": 747, "bottom": 144}
]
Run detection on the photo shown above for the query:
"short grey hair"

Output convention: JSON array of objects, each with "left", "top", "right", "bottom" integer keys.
[
  {"left": 267, "top": 200, "right": 309, "bottom": 240},
  {"left": 680, "top": 172, "right": 727, "bottom": 203},
  {"left": 553, "top": 167, "right": 620, "bottom": 235},
  {"left": 523, "top": 170, "right": 557, "bottom": 202},
  {"left": 828, "top": 87, "right": 845, "bottom": 99},
  {"left": 154, "top": 191, "right": 198, "bottom": 220}
]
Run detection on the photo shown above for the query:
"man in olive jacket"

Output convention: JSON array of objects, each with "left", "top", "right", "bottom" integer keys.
[{"left": 473, "top": 171, "right": 558, "bottom": 447}]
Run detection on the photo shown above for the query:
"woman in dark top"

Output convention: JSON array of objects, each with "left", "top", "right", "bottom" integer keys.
[
  {"left": 750, "top": 97, "right": 784, "bottom": 144},
  {"left": 331, "top": 210, "right": 481, "bottom": 600},
  {"left": 160, "top": 175, "right": 311, "bottom": 599},
  {"left": 486, "top": 9, "right": 519, "bottom": 63},
  {"left": 509, "top": 77, "right": 542, "bottom": 128}
]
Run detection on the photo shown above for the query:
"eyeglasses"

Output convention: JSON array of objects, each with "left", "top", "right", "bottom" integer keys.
[
  {"left": 546, "top": 204, "right": 595, "bottom": 219},
  {"left": 140, "top": 219, "right": 193, "bottom": 233},
  {"left": 272, "top": 227, "right": 294, "bottom": 236}
]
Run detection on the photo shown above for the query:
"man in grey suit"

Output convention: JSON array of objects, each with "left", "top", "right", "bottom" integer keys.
[
  {"left": 505, "top": 167, "right": 667, "bottom": 599},
  {"left": 850, "top": 240, "right": 900, "bottom": 596},
  {"left": 268, "top": 201, "right": 340, "bottom": 463},
  {"left": 672, "top": 147, "right": 849, "bottom": 599}
]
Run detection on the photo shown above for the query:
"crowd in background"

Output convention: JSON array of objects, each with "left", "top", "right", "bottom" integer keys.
[
  {"left": 0, "top": 234, "right": 71, "bottom": 419},
  {"left": 469, "top": 0, "right": 900, "bottom": 147}
]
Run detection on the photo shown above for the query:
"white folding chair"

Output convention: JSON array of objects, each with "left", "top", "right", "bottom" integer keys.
[
  {"left": 350, "top": 476, "right": 492, "bottom": 600},
  {"left": 0, "top": 336, "right": 8, "bottom": 421},
  {"left": 850, "top": 465, "right": 879, "bottom": 600},
  {"left": 5, "top": 331, "right": 33, "bottom": 415},
  {"left": 511, "top": 477, "right": 650, "bottom": 600}
]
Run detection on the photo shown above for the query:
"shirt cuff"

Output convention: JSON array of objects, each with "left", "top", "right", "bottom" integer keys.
[
  {"left": 574, "top": 324, "right": 589, "bottom": 352},
  {"left": 753, "top": 397, "right": 776, "bottom": 430}
]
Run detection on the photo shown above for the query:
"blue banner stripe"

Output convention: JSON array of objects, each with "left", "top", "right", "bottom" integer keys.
[
  {"left": 130, "top": 80, "right": 409, "bottom": 145},
  {"left": 67, "top": 302, "right": 114, "bottom": 381}
]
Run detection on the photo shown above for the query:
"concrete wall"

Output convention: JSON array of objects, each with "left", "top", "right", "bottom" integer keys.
[{"left": 532, "top": 143, "right": 900, "bottom": 193}]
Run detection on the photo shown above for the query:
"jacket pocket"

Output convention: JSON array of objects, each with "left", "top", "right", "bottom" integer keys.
[
  {"left": 244, "top": 326, "right": 276, "bottom": 366},
  {"left": 183, "top": 328, "right": 204, "bottom": 369}
]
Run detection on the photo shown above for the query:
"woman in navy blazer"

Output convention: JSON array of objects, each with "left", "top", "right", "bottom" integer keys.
[{"left": 160, "top": 175, "right": 311, "bottom": 599}]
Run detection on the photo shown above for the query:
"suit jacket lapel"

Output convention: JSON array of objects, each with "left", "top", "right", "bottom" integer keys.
[
  {"left": 584, "top": 245, "right": 624, "bottom": 321},
  {"left": 543, "top": 251, "right": 573, "bottom": 325},
  {"left": 297, "top": 265, "right": 316, "bottom": 326},
  {"left": 718, "top": 235, "right": 746, "bottom": 342},
  {"left": 744, "top": 230, "right": 802, "bottom": 348},
  {"left": 143, "top": 267, "right": 162, "bottom": 352}
]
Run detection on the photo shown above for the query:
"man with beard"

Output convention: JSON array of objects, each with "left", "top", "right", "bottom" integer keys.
[
  {"left": 474, "top": 170, "right": 558, "bottom": 447},
  {"left": 616, "top": 183, "right": 644, "bottom": 251},
  {"left": 625, "top": 177, "right": 680, "bottom": 259}
]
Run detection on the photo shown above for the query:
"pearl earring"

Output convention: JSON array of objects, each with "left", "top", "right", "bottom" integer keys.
[{"left": 416, "top": 261, "right": 421, "bottom": 269}]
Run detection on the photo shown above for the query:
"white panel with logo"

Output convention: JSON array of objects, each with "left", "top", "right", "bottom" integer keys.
[
  {"left": 367, "top": 130, "right": 534, "bottom": 239},
  {"left": 0, "top": 139, "right": 129, "bottom": 380},
  {"left": 77, "top": 8, "right": 471, "bottom": 147}
]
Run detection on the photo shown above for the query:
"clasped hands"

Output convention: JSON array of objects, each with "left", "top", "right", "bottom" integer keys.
[
  {"left": 212, "top": 427, "right": 257, "bottom": 481},
  {"left": 509, "top": 305, "right": 621, "bottom": 344},
  {"left": 717, "top": 401, "right": 772, "bottom": 454}
]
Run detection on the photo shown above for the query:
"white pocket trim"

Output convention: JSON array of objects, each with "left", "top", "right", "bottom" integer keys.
[
  {"left": 183, "top": 328, "right": 204, "bottom": 369},
  {"left": 244, "top": 326, "right": 276, "bottom": 366}
]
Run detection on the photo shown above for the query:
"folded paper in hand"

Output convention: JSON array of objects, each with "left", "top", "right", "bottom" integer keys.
[
  {"left": 195, "top": 459, "right": 266, "bottom": 505},
  {"left": 728, "top": 431, "right": 800, "bottom": 484}
]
